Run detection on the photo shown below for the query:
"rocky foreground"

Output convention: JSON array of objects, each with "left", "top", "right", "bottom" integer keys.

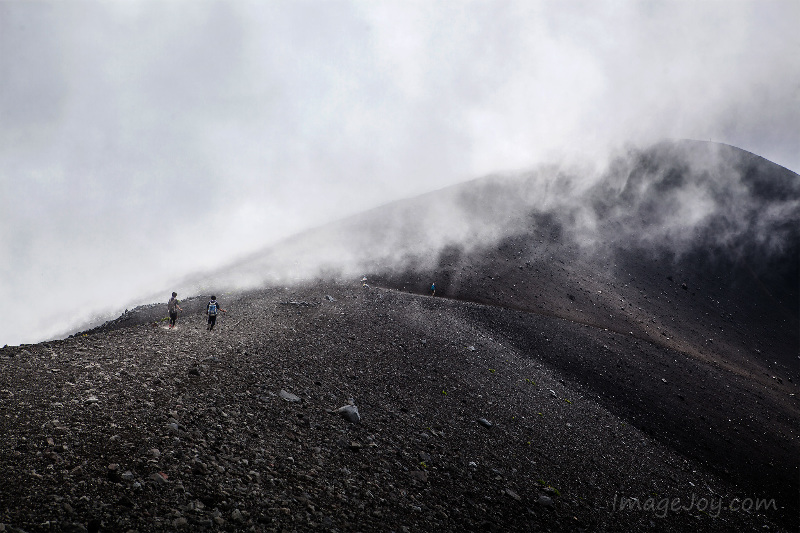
[{"left": 0, "top": 281, "right": 793, "bottom": 532}]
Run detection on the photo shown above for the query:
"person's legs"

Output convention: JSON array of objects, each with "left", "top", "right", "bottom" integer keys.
[
  {"left": 169, "top": 311, "right": 177, "bottom": 327},
  {"left": 208, "top": 315, "right": 217, "bottom": 330}
]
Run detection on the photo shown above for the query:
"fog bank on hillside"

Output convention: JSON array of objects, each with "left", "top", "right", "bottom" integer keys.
[
  {"left": 188, "top": 141, "right": 798, "bottom": 301},
  {"left": 2, "top": 1, "right": 799, "bottom": 346}
]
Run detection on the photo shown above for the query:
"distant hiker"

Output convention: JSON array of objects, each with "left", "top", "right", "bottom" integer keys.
[
  {"left": 167, "top": 292, "right": 182, "bottom": 328},
  {"left": 206, "top": 296, "right": 226, "bottom": 331},
  {"left": 361, "top": 276, "right": 368, "bottom": 288},
  {"left": 430, "top": 283, "right": 436, "bottom": 296}
]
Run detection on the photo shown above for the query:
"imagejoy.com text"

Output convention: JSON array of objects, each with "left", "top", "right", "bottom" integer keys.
[{"left": 612, "top": 493, "right": 777, "bottom": 519}]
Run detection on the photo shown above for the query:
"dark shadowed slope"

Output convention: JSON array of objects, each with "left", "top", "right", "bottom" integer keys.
[{"left": 370, "top": 140, "right": 800, "bottom": 525}]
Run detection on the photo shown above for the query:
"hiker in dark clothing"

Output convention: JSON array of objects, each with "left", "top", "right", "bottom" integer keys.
[
  {"left": 206, "top": 296, "right": 226, "bottom": 331},
  {"left": 168, "top": 292, "right": 182, "bottom": 328}
]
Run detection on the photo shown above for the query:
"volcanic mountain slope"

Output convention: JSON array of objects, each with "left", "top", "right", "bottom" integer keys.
[
  {"left": 1, "top": 139, "right": 797, "bottom": 532},
  {"left": 201, "top": 140, "right": 799, "bottom": 512},
  {"left": 185, "top": 139, "right": 799, "bottom": 524},
  {"left": 370, "top": 141, "right": 800, "bottom": 524},
  {"left": 0, "top": 282, "right": 794, "bottom": 532}
]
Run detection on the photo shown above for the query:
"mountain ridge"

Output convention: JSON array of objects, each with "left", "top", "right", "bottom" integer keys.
[{"left": 1, "top": 139, "right": 797, "bottom": 531}]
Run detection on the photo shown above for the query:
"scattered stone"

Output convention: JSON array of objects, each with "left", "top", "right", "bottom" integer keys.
[
  {"left": 334, "top": 404, "right": 360, "bottom": 423},
  {"left": 281, "top": 300, "right": 315, "bottom": 307},
  {"left": 279, "top": 390, "right": 301, "bottom": 403},
  {"left": 0, "top": 280, "right": 790, "bottom": 533},
  {"left": 117, "top": 495, "right": 134, "bottom": 508},
  {"left": 537, "top": 495, "right": 554, "bottom": 508},
  {"left": 409, "top": 470, "right": 428, "bottom": 482},
  {"left": 107, "top": 463, "right": 121, "bottom": 482},
  {"left": 189, "top": 500, "right": 206, "bottom": 511},
  {"left": 191, "top": 460, "right": 209, "bottom": 475},
  {"left": 150, "top": 472, "right": 168, "bottom": 484}
]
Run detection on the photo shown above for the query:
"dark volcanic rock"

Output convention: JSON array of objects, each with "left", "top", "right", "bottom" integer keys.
[{"left": 0, "top": 281, "right": 794, "bottom": 531}]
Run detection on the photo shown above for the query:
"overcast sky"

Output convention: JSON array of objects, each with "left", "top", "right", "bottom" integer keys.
[{"left": 1, "top": 0, "right": 798, "bottom": 346}]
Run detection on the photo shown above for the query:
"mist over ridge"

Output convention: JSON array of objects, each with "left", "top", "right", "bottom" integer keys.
[
  {"left": 194, "top": 139, "right": 799, "bottom": 300},
  {"left": 2, "top": 0, "right": 799, "bottom": 347},
  {"left": 3, "top": 136, "right": 797, "bottom": 348},
  {"left": 38, "top": 140, "right": 798, "bottom": 530}
]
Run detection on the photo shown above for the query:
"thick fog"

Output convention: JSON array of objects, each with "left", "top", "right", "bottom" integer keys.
[{"left": 1, "top": 0, "right": 798, "bottom": 346}]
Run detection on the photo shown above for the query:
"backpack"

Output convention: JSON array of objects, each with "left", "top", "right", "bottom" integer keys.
[{"left": 208, "top": 301, "right": 218, "bottom": 316}]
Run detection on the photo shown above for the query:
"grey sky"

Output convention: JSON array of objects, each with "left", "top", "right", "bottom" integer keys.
[{"left": 1, "top": 0, "right": 798, "bottom": 346}]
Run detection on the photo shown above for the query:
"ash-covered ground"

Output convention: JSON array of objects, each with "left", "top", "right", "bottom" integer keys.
[
  {"left": 0, "top": 280, "right": 795, "bottom": 532},
  {"left": 1, "top": 140, "right": 797, "bottom": 532}
]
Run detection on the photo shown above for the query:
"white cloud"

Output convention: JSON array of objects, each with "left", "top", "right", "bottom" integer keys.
[{"left": 1, "top": 0, "right": 797, "bottom": 345}]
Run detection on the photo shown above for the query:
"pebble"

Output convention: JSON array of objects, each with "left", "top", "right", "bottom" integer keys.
[
  {"left": 335, "top": 404, "right": 360, "bottom": 423},
  {"left": 279, "top": 390, "right": 301, "bottom": 403},
  {"left": 150, "top": 472, "right": 168, "bottom": 484},
  {"left": 409, "top": 470, "right": 428, "bottom": 482}
]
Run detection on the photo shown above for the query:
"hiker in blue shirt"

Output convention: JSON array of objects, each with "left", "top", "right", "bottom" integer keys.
[
  {"left": 206, "top": 296, "right": 227, "bottom": 331},
  {"left": 430, "top": 282, "right": 436, "bottom": 296}
]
